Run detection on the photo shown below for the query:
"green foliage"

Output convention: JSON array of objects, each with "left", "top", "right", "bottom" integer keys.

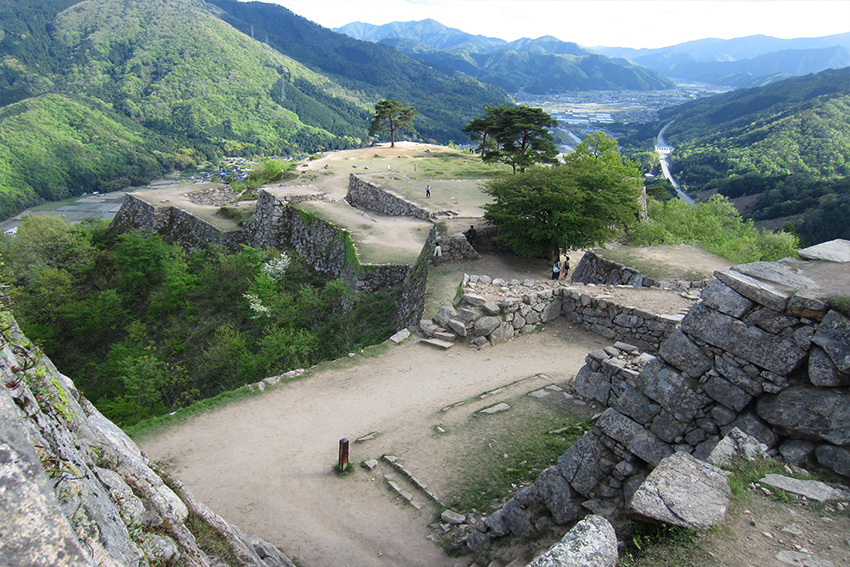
[
  {"left": 467, "top": 105, "right": 559, "bottom": 174},
  {"left": 368, "top": 100, "right": 417, "bottom": 148},
  {"left": 629, "top": 195, "right": 800, "bottom": 262},
  {"left": 483, "top": 132, "right": 642, "bottom": 256},
  {"left": 6, "top": 218, "right": 398, "bottom": 428}
]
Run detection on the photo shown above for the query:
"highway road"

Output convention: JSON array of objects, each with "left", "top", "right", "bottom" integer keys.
[{"left": 655, "top": 120, "right": 696, "bottom": 206}]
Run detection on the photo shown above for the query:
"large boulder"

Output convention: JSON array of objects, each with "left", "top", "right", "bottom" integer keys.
[
  {"left": 628, "top": 452, "right": 731, "bottom": 530},
  {"left": 525, "top": 515, "right": 618, "bottom": 567},
  {"left": 756, "top": 386, "right": 850, "bottom": 446}
]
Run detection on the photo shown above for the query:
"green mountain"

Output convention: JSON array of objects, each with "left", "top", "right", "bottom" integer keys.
[
  {"left": 624, "top": 68, "right": 850, "bottom": 245},
  {"left": 335, "top": 19, "right": 674, "bottom": 94},
  {"left": 0, "top": 0, "right": 510, "bottom": 219}
]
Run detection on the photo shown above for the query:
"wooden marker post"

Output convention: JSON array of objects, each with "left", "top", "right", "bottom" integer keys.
[{"left": 338, "top": 438, "right": 349, "bottom": 472}]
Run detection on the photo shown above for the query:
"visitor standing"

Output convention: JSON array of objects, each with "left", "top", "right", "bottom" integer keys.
[
  {"left": 551, "top": 258, "right": 560, "bottom": 280},
  {"left": 433, "top": 241, "right": 442, "bottom": 266},
  {"left": 426, "top": 185, "right": 431, "bottom": 199}
]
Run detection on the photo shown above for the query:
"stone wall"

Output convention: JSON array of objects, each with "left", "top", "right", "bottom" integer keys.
[
  {"left": 244, "top": 190, "right": 427, "bottom": 328},
  {"left": 571, "top": 249, "right": 712, "bottom": 290},
  {"left": 424, "top": 277, "right": 683, "bottom": 353},
  {"left": 346, "top": 173, "right": 435, "bottom": 220},
  {"left": 1, "top": 310, "right": 295, "bottom": 567},
  {"left": 110, "top": 195, "right": 246, "bottom": 250},
  {"left": 466, "top": 252, "right": 850, "bottom": 553},
  {"left": 111, "top": 189, "right": 430, "bottom": 329}
]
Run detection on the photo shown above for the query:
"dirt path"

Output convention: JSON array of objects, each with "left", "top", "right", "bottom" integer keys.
[{"left": 139, "top": 319, "right": 611, "bottom": 567}]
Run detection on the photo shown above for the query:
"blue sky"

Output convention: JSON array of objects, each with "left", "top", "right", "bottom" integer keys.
[{"left": 267, "top": 0, "right": 850, "bottom": 49}]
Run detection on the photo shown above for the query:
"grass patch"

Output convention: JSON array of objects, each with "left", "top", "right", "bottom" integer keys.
[
  {"left": 185, "top": 511, "right": 242, "bottom": 566},
  {"left": 443, "top": 394, "right": 594, "bottom": 513},
  {"left": 619, "top": 523, "right": 706, "bottom": 567}
]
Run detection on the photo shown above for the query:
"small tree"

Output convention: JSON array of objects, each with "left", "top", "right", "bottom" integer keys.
[
  {"left": 483, "top": 132, "right": 642, "bottom": 256},
  {"left": 465, "top": 105, "right": 559, "bottom": 173},
  {"left": 368, "top": 99, "right": 417, "bottom": 148}
]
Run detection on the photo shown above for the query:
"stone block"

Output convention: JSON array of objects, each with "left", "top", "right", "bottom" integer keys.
[
  {"left": 701, "top": 280, "right": 754, "bottom": 318},
  {"left": 809, "top": 346, "right": 850, "bottom": 387},
  {"left": 595, "top": 409, "right": 673, "bottom": 467},
  {"left": 628, "top": 452, "right": 730, "bottom": 530},
  {"left": 715, "top": 269, "right": 790, "bottom": 312},
  {"left": 650, "top": 411, "right": 687, "bottom": 444},
  {"left": 558, "top": 434, "right": 611, "bottom": 498},
  {"left": 815, "top": 444, "right": 850, "bottom": 478},
  {"left": 542, "top": 300, "right": 562, "bottom": 322},
  {"left": 757, "top": 385, "right": 850, "bottom": 446},
  {"left": 532, "top": 467, "right": 583, "bottom": 525},
  {"left": 473, "top": 316, "right": 501, "bottom": 336},
  {"left": 779, "top": 439, "right": 816, "bottom": 465},
  {"left": 703, "top": 375, "right": 752, "bottom": 412},
  {"left": 448, "top": 318, "right": 468, "bottom": 337},
  {"left": 489, "top": 322, "right": 515, "bottom": 345},
  {"left": 612, "top": 388, "right": 660, "bottom": 426},
  {"left": 682, "top": 303, "right": 807, "bottom": 375},
  {"left": 724, "top": 412, "right": 779, "bottom": 448},
  {"left": 638, "top": 359, "right": 712, "bottom": 423},
  {"left": 433, "top": 305, "right": 457, "bottom": 327},
  {"left": 659, "top": 329, "right": 713, "bottom": 378},
  {"left": 811, "top": 310, "right": 850, "bottom": 373},
  {"left": 526, "top": 515, "right": 618, "bottom": 567},
  {"left": 573, "top": 366, "right": 611, "bottom": 405},
  {"left": 797, "top": 239, "right": 850, "bottom": 262}
]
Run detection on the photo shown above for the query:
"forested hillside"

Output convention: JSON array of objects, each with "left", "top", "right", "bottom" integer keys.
[
  {"left": 623, "top": 68, "right": 850, "bottom": 245},
  {"left": 336, "top": 19, "right": 674, "bottom": 94},
  {"left": 0, "top": 0, "right": 509, "bottom": 219}
]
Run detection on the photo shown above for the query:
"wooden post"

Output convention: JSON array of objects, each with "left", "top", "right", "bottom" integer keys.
[{"left": 338, "top": 438, "right": 349, "bottom": 472}]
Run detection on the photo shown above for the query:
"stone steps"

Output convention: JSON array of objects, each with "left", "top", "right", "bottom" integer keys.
[{"left": 421, "top": 337, "right": 454, "bottom": 349}]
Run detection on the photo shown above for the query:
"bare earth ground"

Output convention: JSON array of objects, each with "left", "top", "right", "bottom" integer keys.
[{"left": 141, "top": 319, "right": 611, "bottom": 567}]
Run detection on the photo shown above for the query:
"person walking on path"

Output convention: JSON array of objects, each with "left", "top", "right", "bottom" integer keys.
[
  {"left": 551, "top": 257, "right": 560, "bottom": 280},
  {"left": 425, "top": 185, "right": 431, "bottom": 199},
  {"left": 433, "top": 241, "right": 442, "bottom": 266}
]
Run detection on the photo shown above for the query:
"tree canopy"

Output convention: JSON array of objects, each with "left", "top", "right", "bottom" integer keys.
[
  {"left": 368, "top": 99, "right": 418, "bottom": 147},
  {"left": 465, "top": 105, "right": 559, "bottom": 173},
  {"left": 483, "top": 132, "right": 642, "bottom": 256}
]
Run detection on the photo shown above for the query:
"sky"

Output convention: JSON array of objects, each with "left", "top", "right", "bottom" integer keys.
[{"left": 266, "top": 0, "right": 850, "bottom": 49}]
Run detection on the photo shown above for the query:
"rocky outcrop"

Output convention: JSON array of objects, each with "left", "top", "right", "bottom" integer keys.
[{"left": 0, "top": 310, "right": 294, "bottom": 567}]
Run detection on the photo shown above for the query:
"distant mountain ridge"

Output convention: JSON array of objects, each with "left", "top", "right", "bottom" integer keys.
[
  {"left": 335, "top": 19, "right": 674, "bottom": 93},
  {"left": 595, "top": 33, "right": 850, "bottom": 87}
]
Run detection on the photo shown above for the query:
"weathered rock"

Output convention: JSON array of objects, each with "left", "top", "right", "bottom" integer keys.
[
  {"left": 388, "top": 328, "right": 410, "bottom": 344},
  {"left": 707, "top": 427, "right": 769, "bottom": 467},
  {"left": 473, "top": 316, "right": 501, "bottom": 336},
  {"left": 441, "top": 510, "right": 466, "bottom": 525},
  {"left": 628, "top": 452, "right": 730, "bottom": 530},
  {"left": 757, "top": 386, "right": 850, "bottom": 446},
  {"left": 419, "top": 318, "right": 439, "bottom": 337},
  {"left": 811, "top": 310, "right": 850, "bottom": 373},
  {"left": 489, "top": 322, "right": 515, "bottom": 344},
  {"left": 433, "top": 305, "right": 457, "bottom": 327},
  {"left": 809, "top": 346, "right": 850, "bottom": 387},
  {"left": 715, "top": 269, "right": 790, "bottom": 312},
  {"left": 700, "top": 280, "right": 755, "bottom": 318},
  {"left": 542, "top": 300, "right": 562, "bottom": 323},
  {"left": 613, "top": 388, "right": 660, "bottom": 426},
  {"left": 558, "top": 434, "right": 611, "bottom": 498},
  {"left": 637, "top": 360, "right": 712, "bottom": 423},
  {"left": 797, "top": 238, "right": 850, "bottom": 262},
  {"left": 759, "top": 474, "right": 850, "bottom": 502},
  {"left": 596, "top": 409, "right": 673, "bottom": 467},
  {"left": 501, "top": 487, "right": 536, "bottom": 537},
  {"left": 724, "top": 412, "right": 780, "bottom": 448},
  {"left": 526, "top": 515, "right": 618, "bottom": 567},
  {"left": 815, "top": 444, "right": 850, "bottom": 478},
  {"left": 659, "top": 329, "right": 713, "bottom": 378},
  {"left": 447, "top": 318, "right": 467, "bottom": 337},
  {"left": 573, "top": 366, "right": 612, "bottom": 405},
  {"left": 779, "top": 439, "right": 816, "bottom": 465},
  {"left": 703, "top": 375, "right": 752, "bottom": 412},
  {"left": 775, "top": 550, "right": 834, "bottom": 567},
  {"left": 532, "top": 467, "right": 583, "bottom": 525},
  {"left": 682, "top": 303, "right": 807, "bottom": 375},
  {"left": 461, "top": 292, "right": 486, "bottom": 306}
]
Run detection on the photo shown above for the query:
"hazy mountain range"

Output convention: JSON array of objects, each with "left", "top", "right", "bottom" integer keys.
[{"left": 338, "top": 20, "right": 850, "bottom": 89}]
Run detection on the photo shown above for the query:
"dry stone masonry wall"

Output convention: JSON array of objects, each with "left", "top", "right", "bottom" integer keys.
[
  {"left": 346, "top": 173, "right": 436, "bottom": 220},
  {"left": 421, "top": 277, "right": 686, "bottom": 353},
  {"left": 465, "top": 246, "right": 850, "bottom": 554},
  {"left": 572, "top": 249, "right": 712, "bottom": 290}
]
